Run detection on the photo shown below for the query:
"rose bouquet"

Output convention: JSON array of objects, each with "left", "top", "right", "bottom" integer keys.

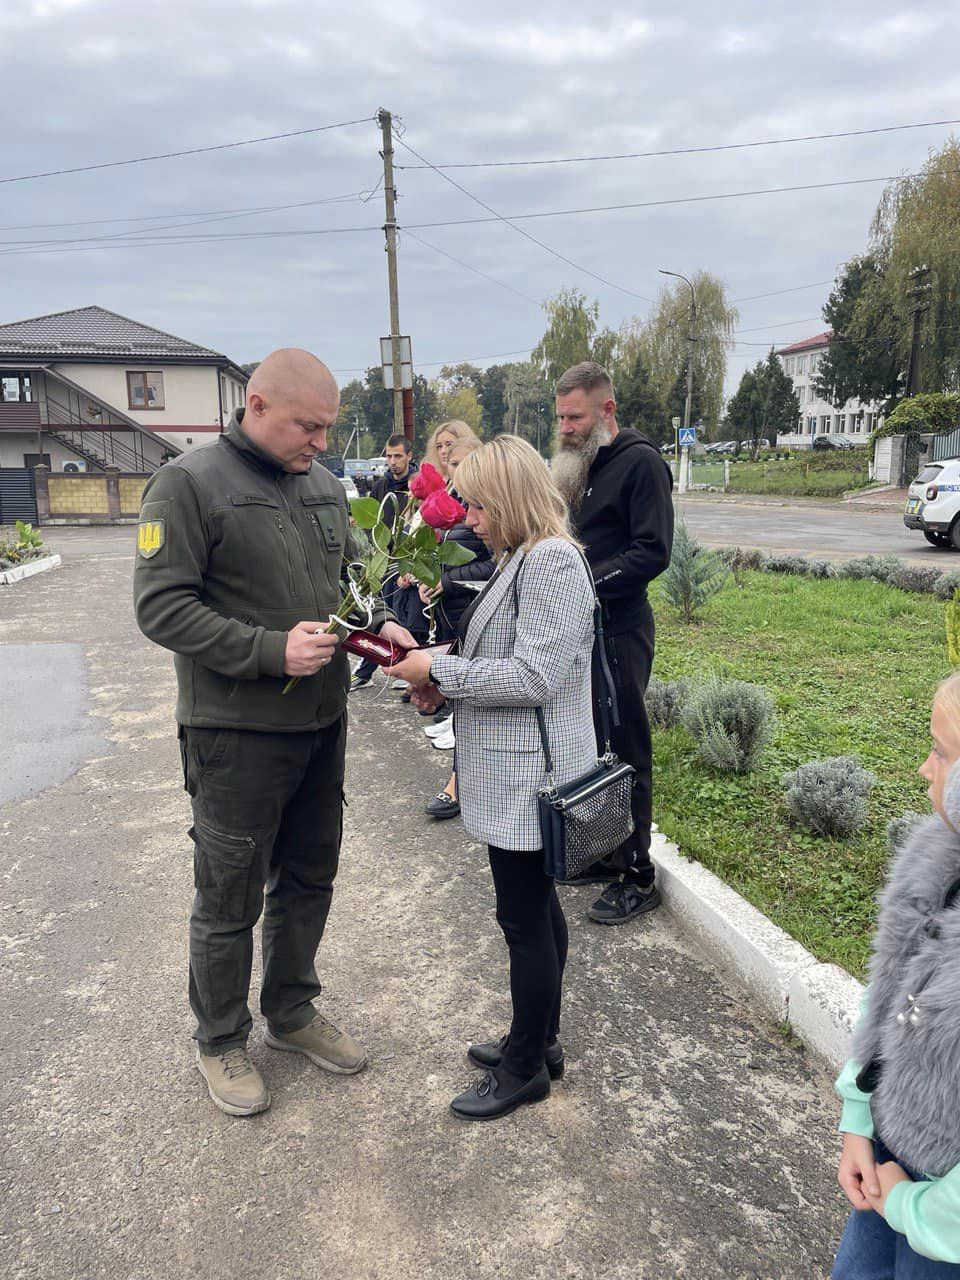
[{"left": 282, "top": 475, "right": 473, "bottom": 693}]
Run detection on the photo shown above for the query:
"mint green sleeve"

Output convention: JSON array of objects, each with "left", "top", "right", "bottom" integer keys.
[
  {"left": 884, "top": 1165, "right": 960, "bottom": 1263},
  {"left": 835, "top": 987, "right": 874, "bottom": 1138}
]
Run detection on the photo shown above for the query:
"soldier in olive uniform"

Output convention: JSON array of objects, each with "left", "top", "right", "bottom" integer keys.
[{"left": 134, "top": 349, "right": 414, "bottom": 1117}]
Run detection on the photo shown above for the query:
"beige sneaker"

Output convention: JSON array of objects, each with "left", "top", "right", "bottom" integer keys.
[
  {"left": 264, "top": 1013, "right": 368, "bottom": 1075},
  {"left": 196, "top": 1046, "right": 271, "bottom": 1116}
]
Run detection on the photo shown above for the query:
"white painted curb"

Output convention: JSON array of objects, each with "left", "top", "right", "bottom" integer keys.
[
  {"left": 0, "top": 553, "right": 61, "bottom": 585},
  {"left": 650, "top": 829, "right": 864, "bottom": 1068}
]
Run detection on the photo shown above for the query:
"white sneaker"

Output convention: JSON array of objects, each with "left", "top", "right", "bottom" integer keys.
[
  {"left": 431, "top": 726, "right": 456, "bottom": 750},
  {"left": 424, "top": 717, "right": 453, "bottom": 738},
  {"left": 391, "top": 679, "right": 409, "bottom": 691}
]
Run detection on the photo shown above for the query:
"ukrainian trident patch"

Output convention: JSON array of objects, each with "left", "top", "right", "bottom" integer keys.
[{"left": 137, "top": 519, "right": 165, "bottom": 558}]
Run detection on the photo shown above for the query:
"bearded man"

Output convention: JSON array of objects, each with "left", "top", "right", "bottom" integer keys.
[{"left": 551, "top": 361, "right": 674, "bottom": 924}]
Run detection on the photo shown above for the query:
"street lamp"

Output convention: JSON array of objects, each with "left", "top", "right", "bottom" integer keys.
[{"left": 659, "top": 269, "right": 697, "bottom": 493}]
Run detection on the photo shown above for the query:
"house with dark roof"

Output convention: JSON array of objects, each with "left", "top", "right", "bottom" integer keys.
[
  {"left": 774, "top": 330, "right": 883, "bottom": 448},
  {"left": 0, "top": 306, "right": 247, "bottom": 474}
]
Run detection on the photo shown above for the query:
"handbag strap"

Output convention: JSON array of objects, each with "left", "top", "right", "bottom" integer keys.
[{"left": 511, "top": 544, "right": 620, "bottom": 783}]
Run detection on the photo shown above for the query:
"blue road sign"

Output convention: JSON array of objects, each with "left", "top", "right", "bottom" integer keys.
[{"left": 679, "top": 426, "right": 697, "bottom": 446}]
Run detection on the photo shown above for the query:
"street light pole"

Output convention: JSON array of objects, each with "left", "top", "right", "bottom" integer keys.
[{"left": 659, "top": 269, "right": 697, "bottom": 494}]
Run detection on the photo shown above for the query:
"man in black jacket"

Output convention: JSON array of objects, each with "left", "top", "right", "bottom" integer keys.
[
  {"left": 551, "top": 362, "right": 674, "bottom": 924},
  {"left": 351, "top": 434, "right": 417, "bottom": 691}
]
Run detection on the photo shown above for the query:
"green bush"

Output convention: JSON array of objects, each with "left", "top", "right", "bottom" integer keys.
[
  {"left": 645, "top": 677, "right": 690, "bottom": 729},
  {"left": 886, "top": 811, "right": 927, "bottom": 857},
  {"left": 660, "top": 519, "right": 728, "bottom": 622},
  {"left": 888, "top": 564, "right": 943, "bottom": 595},
  {"left": 681, "top": 675, "right": 775, "bottom": 773},
  {"left": 782, "top": 756, "right": 876, "bottom": 838}
]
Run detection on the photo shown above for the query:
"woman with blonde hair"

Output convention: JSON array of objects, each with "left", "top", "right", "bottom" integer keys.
[
  {"left": 424, "top": 419, "right": 479, "bottom": 477},
  {"left": 387, "top": 435, "right": 596, "bottom": 1121}
]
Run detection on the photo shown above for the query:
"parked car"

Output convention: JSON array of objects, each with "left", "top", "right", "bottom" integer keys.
[
  {"left": 339, "top": 475, "right": 359, "bottom": 500},
  {"left": 709, "top": 441, "right": 737, "bottom": 455},
  {"left": 812, "top": 434, "right": 857, "bottom": 451},
  {"left": 904, "top": 458, "right": 960, "bottom": 548}
]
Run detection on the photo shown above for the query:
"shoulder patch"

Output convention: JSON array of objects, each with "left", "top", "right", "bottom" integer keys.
[{"left": 138, "top": 518, "right": 165, "bottom": 558}]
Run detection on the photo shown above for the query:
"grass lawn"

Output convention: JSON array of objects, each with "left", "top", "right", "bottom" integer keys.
[
  {"left": 726, "top": 453, "right": 871, "bottom": 497},
  {"left": 649, "top": 570, "right": 947, "bottom": 977}
]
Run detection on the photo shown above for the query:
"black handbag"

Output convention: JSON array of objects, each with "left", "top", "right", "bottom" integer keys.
[{"left": 513, "top": 553, "right": 636, "bottom": 880}]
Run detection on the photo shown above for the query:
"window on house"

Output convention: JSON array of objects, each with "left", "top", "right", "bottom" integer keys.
[
  {"left": 796, "top": 356, "right": 807, "bottom": 374},
  {"left": 127, "top": 370, "right": 165, "bottom": 410},
  {"left": 820, "top": 416, "right": 831, "bottom": 433},
  {"left": 1, "top": 373, "right": 32, "bottom": 402}
]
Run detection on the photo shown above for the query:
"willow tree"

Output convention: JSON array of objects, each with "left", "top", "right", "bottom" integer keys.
[
  {"left": 532, "top": 288, "right": 618, "bottom": 388},
  {"left": 870, "top": 138, "right": 960, "bottom": 393},
  {"left": 626, "top": 272, "right": 738, "bottom": 431}
]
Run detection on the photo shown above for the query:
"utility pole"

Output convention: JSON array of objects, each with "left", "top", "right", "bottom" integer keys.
[
  {"left": 660, "top": 269, "right": 697, "bottom": 493},
  {"left": 377, "top": 109, "right": 408, "bottom": 441},
  {"left": 905, "top": 263, "right": 932, "bottom": 397}
]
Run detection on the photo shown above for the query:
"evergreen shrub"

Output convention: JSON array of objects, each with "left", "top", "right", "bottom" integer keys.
[
  {"left": 661, "top": 520, "right": 728, "bottom": 622},
  {"left": 781, "top": 755, "right": 876, "bottom": 838},
  {"left": 681, "top": 676, "right": 775, "bottom": 773},
  {"left": 886, "top": 811, "right": 927, "bottom": 857},
  {"left": 645, "top": 677, "right": 689, "bottom": 729},
  {"left": 888, "top": 564, "right": 943, "bottom": 594}
]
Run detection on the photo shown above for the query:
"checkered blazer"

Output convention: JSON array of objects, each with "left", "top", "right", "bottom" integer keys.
[{"left": 430, "top": 536, "right": 596, "bottom": 852}]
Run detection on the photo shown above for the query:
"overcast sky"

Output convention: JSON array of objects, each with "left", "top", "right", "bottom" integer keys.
[{"left": 1, "top": 0, "right": 958, "bottom": 399}]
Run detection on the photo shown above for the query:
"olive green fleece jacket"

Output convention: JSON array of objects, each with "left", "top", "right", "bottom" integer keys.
[{"left": 133, "top": 411, "right": 391, "bottom": 732}]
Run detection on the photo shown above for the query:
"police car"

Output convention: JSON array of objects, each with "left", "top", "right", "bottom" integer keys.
[{"left": 904, "top": 458, "right": 960, "bottom": 548}]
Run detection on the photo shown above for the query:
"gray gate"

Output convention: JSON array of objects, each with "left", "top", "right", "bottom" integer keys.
[
  {"left": 932, "top": 428, "right": 960, "bottom": 463},
  {"left": 0, "top": 468, "right": 38, "bottom": 525}
]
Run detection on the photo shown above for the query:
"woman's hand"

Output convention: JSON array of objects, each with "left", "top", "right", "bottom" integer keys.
[
  {"left": 410, "top": 682, "right": 445, "bottom": 713},
  {"left": 864, "top": 1161, "right": 911, "bottom": 1217},
  {"left": 379, "top": 621, "right": 418, "bottom": 651},
  {"left": 838, "top": 1133, "right": 881, "bottom": 1210},
  {"left": 418, "top": 582, "right": 443, "bottom": 605},
  {"left": 385, "top": 649, "right": 435, "bottom": 687}
]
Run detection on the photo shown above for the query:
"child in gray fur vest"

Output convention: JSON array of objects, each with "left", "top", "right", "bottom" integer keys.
[{"left": 833, "top": 673, "right": 960, "bottom": 1276}]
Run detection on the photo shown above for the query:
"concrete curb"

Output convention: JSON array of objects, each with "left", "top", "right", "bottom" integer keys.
[
  {"left": 650, "top": 829, "right": 863, "bottom": 1069},
  {"left": 0, "top": 554, "right": 61, "bottom": 586}
]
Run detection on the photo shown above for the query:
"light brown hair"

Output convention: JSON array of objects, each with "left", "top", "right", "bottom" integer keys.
[
  {"left": 454, "top": 434, "right": 576, "bottom": 553},
  {"left": 424, "top": 419, "right": 480, "bottom": 475},
  {"left": 555, "top": 361, "right": 615, "bottom": 399}
]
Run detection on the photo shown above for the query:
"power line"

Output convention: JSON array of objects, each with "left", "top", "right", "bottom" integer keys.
[
  {"left": 729, "top": 279, "right": 836, "bottom": 304},
  {"left": 0, "top": 190, "right": 376, "bottom": 250},
  {"left": 394, "top": 116, "right": 960, "bottom": 170},
  {"left": 0, "top": 224, "right": 382, "bottom": 258},
  {"left": 330, "top": 348, "right": 534, "bottom": 374},
  {"left": 392, "top": 130, "right": 655, "bottom": 304},
  {"left": 401, "top": 230, "right": 541, "bottom": 305},
  {"left": 402, "top": 170, "right": 949, "bottom": 232},
  {"left": 0, "top": 191, "right": 372, "bottom": 237},
  {"left": 0, "top": 115, "right": 376, "bottom": 186},
  {"left": 734, "top": 316, "right": 822, "bottom": 334}
]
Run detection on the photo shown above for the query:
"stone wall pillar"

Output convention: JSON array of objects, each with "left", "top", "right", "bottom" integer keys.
[
  {"left": 105, "top": 467, "right": 122, "bottom": 521},
  {"left": 33, "top": 464, "right": 50, "bottom": 524}
]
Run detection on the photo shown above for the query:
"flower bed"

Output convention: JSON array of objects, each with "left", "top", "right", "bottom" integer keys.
[{"left": 649, "top": 569, "right": 945, "bottom": 977}]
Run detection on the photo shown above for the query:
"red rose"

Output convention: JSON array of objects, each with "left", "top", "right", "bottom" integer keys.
[
  {"left": 409, "top": 462, "right": 446, "bottom": 500},
  {"left": 420, "top": 489, "right": 466, "bottom": 530}
]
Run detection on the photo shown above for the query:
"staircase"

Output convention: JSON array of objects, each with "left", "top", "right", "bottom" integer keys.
[{"left": 44, "top": 398, "right": 176, "bottom": 473}]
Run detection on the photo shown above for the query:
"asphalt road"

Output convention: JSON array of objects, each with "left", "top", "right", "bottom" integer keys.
[
  {"left": 1, "top": 526, "right": 847, "bottom": 1280},
  {"left": 677, "top": 494, "right": 950, "bottom": 567}
]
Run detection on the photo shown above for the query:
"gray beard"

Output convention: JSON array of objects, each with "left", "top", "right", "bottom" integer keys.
[{"left": 550, "top": 422, "right": 612, "bottom": 509}]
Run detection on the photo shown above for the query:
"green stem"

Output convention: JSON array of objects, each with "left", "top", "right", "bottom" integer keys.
[{"left": 281, "top": 589, "right": 354, "bottom": 695}]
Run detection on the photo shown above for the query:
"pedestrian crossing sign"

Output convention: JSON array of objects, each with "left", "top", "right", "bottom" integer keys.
[{"left": 679, "top": 427, "right": 697, "bottom": 446}]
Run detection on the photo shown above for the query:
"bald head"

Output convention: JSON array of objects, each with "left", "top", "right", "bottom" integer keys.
[{"left": 243, "top": 347, "right": 340, "bottom": 474}]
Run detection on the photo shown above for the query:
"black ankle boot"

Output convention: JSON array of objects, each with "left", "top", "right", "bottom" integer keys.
[
  {"left": 450, "top": 1066, "right": 550, "bottom": 1121},
  {"left": 467, "top": 1034, "right": 565, "bottom": 1079}
]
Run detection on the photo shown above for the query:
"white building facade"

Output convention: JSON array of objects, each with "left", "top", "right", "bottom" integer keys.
[{"left": 775, "top": 331, "right": 883, "bottom": 448}]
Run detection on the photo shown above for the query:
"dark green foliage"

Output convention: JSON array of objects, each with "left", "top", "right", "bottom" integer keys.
[
  {"left": 661, "top": 520, "right": 728, "bottom": 622},
  {"left": 618, "top": 351, "right": 669, "bottom": 444},
  {"left": 813, "top": 256, "right": 903, "bottom": 411},
  {"left": 724, "top": 350, "right": 801, "bottom": 450}
]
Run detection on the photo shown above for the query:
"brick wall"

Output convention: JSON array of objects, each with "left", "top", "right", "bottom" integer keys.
[
  {"left": 48, "top": 474, "right": 111, "bottom": 515},
  {"left": 118, "top": 475, "right": 148, "bottom": 514}
]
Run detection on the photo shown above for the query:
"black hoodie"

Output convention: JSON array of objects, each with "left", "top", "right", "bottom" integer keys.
[{"left": 570, "top": 427, "right": 674, "bottom": 634}]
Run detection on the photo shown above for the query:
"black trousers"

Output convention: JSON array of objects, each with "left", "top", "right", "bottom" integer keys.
[
  {"left": 180, "top": 718, "right": 346, "bottom": 1055},
  {"left": 488, "top": 846, "right": 568, "bottom": 1079},
  {"left": 592, "top": 600, "right": 655, "bottom": 885}
]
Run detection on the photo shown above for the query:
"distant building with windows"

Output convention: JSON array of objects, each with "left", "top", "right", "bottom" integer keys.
[
  {"left": 774, "top": 331, "right": 883, "bottom": 448},
  {"left": 0, "top": 306, "right": 247, "bottom": 474}
]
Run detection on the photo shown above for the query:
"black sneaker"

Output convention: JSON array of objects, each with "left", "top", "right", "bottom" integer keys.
[
  {"left": 588, "top": 880, "right": 661, "bottom": 925},
  {"left": 349, "top": 674, "right": 372, "bottom": 693},
  {"left": 556, "top": 858, "right": 616, "bottom": 886},
  {"left": 425, "top": 792, "right": 460, "bottom": 820}
]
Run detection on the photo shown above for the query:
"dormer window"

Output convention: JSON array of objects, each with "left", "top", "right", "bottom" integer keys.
[{"left": 127, "top": 370, "right": 164, "bottom": 410}]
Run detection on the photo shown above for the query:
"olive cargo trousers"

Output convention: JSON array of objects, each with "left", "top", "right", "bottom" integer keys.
[{"left": 179, "top": 717, "right": 346, "bottom": 1055}]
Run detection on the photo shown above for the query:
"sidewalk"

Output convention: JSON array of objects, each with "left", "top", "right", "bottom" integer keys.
[{"left": 1, "top": 528, "right": 847, "bottom": 1280}]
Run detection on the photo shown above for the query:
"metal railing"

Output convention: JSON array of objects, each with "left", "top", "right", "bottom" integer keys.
[{"left": 43, "top": 398, "right": 157, "bottom": 472}]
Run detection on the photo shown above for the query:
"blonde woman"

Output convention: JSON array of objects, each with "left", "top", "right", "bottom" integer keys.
[
  {"left": 424, "top": 419, "right": 479, "bottom": 478},
  {"left": 387, "top": 436, "right": 595, "bottom": 1121}
]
